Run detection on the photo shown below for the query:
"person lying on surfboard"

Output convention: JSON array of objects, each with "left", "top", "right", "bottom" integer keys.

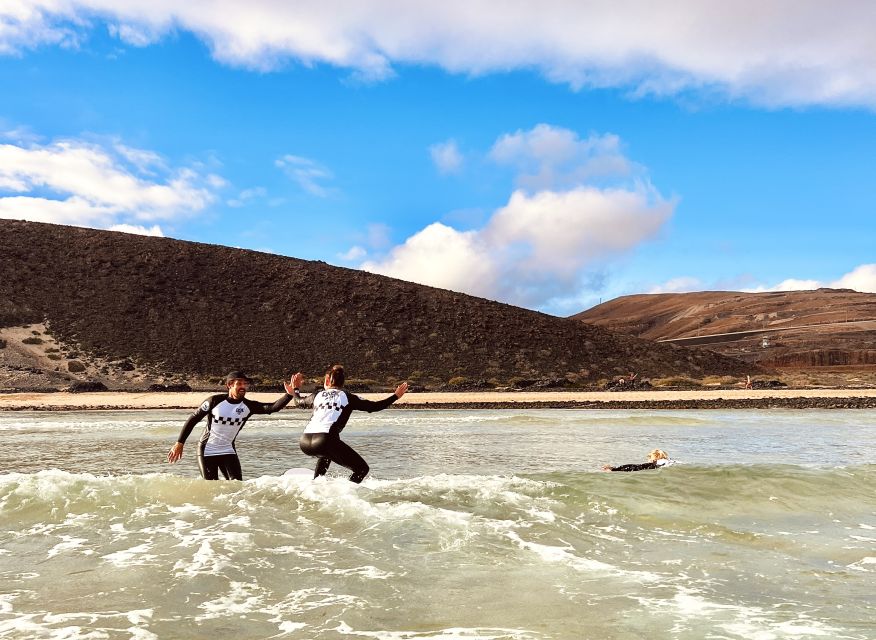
[
  {"left": 167, "top": 370, "right": 297, "bottom": 480},
  {"left": 290, "top": 365, "right": 407, "bottom": 483},
  {"left": 602, "top": 448, "right": 673, "bottom": 472}
]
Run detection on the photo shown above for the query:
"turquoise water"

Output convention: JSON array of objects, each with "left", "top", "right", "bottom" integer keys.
[{"left": 0, "top": 409, "right": 874, "bottom": 639}]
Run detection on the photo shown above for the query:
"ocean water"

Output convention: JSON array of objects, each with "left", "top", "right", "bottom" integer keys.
[{"left": 0, "top": 408, "right": 874, "bottom": 640}]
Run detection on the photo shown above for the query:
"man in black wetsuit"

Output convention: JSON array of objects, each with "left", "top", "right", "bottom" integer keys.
[
  {"left": 291, "top": 365, "right": 407, "bottom": 483},
  {"left": 167, "top": 370, "right": 297, "bottom": 480}
]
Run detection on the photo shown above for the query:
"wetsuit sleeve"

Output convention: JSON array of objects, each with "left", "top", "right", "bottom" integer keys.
[
  {"left": 610, "top": 462, "right": 659, "bottom": 472},
  {"left": 291, "top": 391, "right": 315, "bottom": 409},
  {"left": 347, "top": 392, "right": 399, "bottom": 413},
  {"left": 176, "top": 395, "right": 216, "bottom": 443},
  {"left": 247, "top": 393, "right": 293, "bottom": 415}
]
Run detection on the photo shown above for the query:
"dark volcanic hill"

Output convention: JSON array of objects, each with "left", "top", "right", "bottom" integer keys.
[
  {"left": 573, "top": 290, "right": 876, "bottom": 368},
  {"left": 1, "top": 220, "right": 751, "bottom": 389}
]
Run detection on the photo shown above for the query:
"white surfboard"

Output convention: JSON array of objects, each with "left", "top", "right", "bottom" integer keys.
[{"left": 283, "top": 467, "right": 314, "bottom": 477}]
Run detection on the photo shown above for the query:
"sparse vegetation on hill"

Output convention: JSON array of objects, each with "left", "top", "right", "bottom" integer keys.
[
  {"left": 1, "top": 220, "right": 752, "bottom": 390},
  {"left": 573, "top": 289, "right": 876, "bottom": 371}
]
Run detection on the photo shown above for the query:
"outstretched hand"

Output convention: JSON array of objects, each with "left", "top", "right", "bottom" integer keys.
[
  {"left": 395, "top": 381, "right": 409, "bottom": 398},
  {"left": 285, "top": 372, "right": 304, "bottom": 394}
]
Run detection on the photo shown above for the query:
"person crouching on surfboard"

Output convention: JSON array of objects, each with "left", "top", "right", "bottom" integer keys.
[
  {"left": 290, "top": 365, "right": 408, "bottom": 483},
  {"left": 167, "top": 370, "right": 297, "bottom": 480},
  {"left": 602, "top": 448, "right": 673, "bottom": 472}
]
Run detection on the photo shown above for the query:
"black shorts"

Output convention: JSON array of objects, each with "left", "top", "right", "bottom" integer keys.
[{"left": 198, "top": 453, "right": 243, "bottom": 480}]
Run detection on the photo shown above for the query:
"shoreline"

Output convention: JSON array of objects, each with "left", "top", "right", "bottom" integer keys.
[{"left": 3, "top": 389, "right": 876, "bottom": 411}]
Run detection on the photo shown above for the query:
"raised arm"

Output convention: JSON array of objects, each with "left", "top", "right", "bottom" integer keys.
[
  {"left": 348, "top": 381, "right": 408, "bottom": 412},
  {"left": 248, "top": 374, "right": 300, "bottom": 415},
  {"left": 288, "top": 371, "right": 317, "bottom": 409}
]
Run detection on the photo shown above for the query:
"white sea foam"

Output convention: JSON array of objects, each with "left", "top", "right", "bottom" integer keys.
[
  {"left": 46, "top": 535, "right": 91, "bottom": 558},
  {"left": 260, "top": 587, "right": 364, "bottom": 624},
  {"left": 1, "top": 608, "right": 157, "bottom": 640},
  {"left": 127, "top": 626, "right": 159, "bottom": 640},
  {"left": 0, "top": 592, "right": 17, "bottom": 614},
  {"left": 197, "top": 580, "right": 266, "bottom": 620},
  {"left": 332, "top": 621, "right": 539, "bottom": 639},
  {"left": 319, "top": 565, "right": 395, "bottom": 580},
  {"left": 102, "top": 542, "right": 158, "bottom": 567},
  {"left": 640, "top": 588, "right": 842, "bottom": 639},
  {"left": 846, "top": 556, "right": 876, "bottom": 572},
  {"left": 265, "top": 544, "right": 335, "bottom": 560},
  {"left": 721, "top": 618, "right": 837, "bottom": 639},
  {"left": 167, "top": 503, "right": 210, "bottom": 515},
  {"left": 173, "top": 540, "right": 232, "bottom": 577},
  {"left": 169, "top": 513, "right": 255, "bottom": 578},
  {"left": 504, "top": 530, "right": 660, "bottom": 582},
  {"left": 367, "top": 473, "right": 556, "bottom": 509}
]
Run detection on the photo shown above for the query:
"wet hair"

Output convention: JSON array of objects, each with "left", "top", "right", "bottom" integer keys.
[
  {"left": 325, "top": 364, "right": 345, "bottom": 387},
  {"left": 649, "top": 449, "right": 669, "bottom": 461}
]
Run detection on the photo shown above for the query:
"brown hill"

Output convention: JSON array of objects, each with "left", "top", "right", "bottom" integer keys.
[
  {"left": 0, "top": 220, "right": 752, "bottom": 390},
  {"left": 573, "top": 290, "right": 876, "bottom": 369}
]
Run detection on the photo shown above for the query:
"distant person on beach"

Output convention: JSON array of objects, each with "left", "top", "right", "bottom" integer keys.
[
  {"left": 167, "top": 370, "right": 297, "bottom": 480},
  {"left": 602, "top": 448, "right": 673, "bottom": 472},
  {"left": 291, "top": 364, "right": 407, "bottom": 483}
]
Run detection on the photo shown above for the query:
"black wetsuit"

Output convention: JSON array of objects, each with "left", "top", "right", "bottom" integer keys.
[
  {"left": 609, "top": 459, "right": 671, "bottom": 472},
  {"left": 293, "top": 387, "right": 399, "bottom": 482},
  {"left": 176, "top": 392, "right": 292, "bottom": 480}
]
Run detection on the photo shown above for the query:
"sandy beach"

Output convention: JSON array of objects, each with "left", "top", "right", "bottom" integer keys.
[{"left": 3, "top": 388, "right": 876, "bottom": 411}]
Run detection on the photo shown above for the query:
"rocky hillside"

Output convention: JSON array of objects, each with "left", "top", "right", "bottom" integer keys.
[
  {"left": 1, "top": 220, "right": 752, "bottom": 390},
  {"left": 573, "top": 289, "right": 876, "bottom": 368}
]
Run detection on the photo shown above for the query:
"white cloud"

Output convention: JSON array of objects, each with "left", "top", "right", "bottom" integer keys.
[
  {"left": 339, "top": 245, "right": 366, "bottom": 261},
  {"left": 490, "top": 125, "right": 633, "bottom": 191},
  {"left": 0, "top": 124, "right": 41, "bottom": 145},
  {"left": 429, "top": 139, "right": 463, "bottom": 175},
  {"left": 111, "top": 142, "right": 166, "bottom": 175},
  {"left": 762, "top": 278, "right": 824, "bottom": 292},
  {"left": 227, "top": 186, "right": 266, "bottom": 208},
  {"left": 275, "top": 154, "right": 334, "bottom": 197},
  {"left": 107, "top": 22, "right": 165, "bottom": 47},
  {"left": 109, "top": 223, "right": 164, "bottom": 236},
  {"left": 767, "top": 266, "right": 876, "bottom": 294},
  {"left": 832, "top": 264, "right": 876, "bottom": 292},
  {"left": 363, "top": 222, "right": 499, "bottom": 297},
  {"left": 365, "top": 186, "right": 673, "bottom": 307},
  {"left": 364, "top": 124, "right": 674, "bottom": 308},
  {"left": 0, "top": 138, "right": 221, "bottom": 229},
  {"left": 3, "top": 2, "right": 876, "bottom": 107},
  {"left": 664, "top": 264, "right": 876, "bottom": 295},
  {"left": 486, "top": 186, "right": 672, "bottom": 275},
  {"left": 649, "top": 277, "right": 704, "bottom": 294}
]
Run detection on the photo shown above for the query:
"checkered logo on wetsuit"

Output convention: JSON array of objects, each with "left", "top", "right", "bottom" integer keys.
[
  {"left": 316, "top": 398, "right": 343, "bottom": 412},
  {"left": 203, "top": 399, "right": 253, "bottom": 455},
  {"left": 303, "top": 389, "right": 349, "bottom": 434}
]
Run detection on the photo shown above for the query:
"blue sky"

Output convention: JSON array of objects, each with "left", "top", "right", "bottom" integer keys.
[{"left": 2, "top": 2, "right": 875, "bottom": 315}]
